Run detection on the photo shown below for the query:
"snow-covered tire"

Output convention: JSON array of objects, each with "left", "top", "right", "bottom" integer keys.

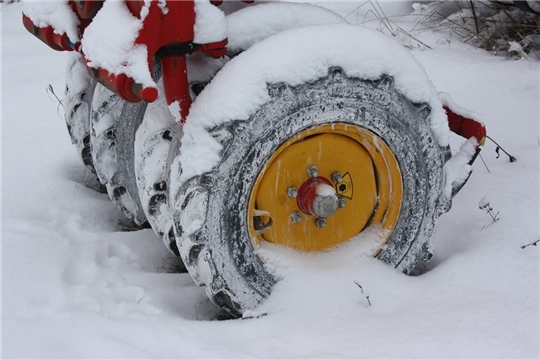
[
  {"left": 64, "top": 54, "right": 103, "bottom": 190},
  {"left": 90, "top": 84, "right": 148, "bottom": 226},
  {"left": 185, "top": 3, "right": 347, "bottom": 90},
  {"left": 135, "top": 81, "right": 184, "bottom": 257},
  {"left": 172, "top": 68, "right": 452, "bottom": 317},
  {"left": 225, "top": 3, "right": 346, "bottom": 56}
]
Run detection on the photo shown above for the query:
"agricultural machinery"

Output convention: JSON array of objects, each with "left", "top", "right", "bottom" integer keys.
[{"left": 23, "top": 0, "right": 486, "bottom": 317}]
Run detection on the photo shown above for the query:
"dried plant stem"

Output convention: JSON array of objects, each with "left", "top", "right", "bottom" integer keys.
[
  {"left": 521, "top": 239, "right": 540, "bottom": 249},
  {"left": 354, "top": 281, "right": 372, "bottom": 306}
]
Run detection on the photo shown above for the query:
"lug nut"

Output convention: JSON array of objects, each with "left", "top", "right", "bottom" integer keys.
[
  {"left": 307, "top": 166, "right": 319, "bottom": 178},
  {"left": 316, "top": 218, "right": 327, "bottom": 228},
  {"left": 291, "top": 212, "right": 303, "bottom": 223},
  {"left": 287, "top": 186, "right": 298, "bottom": 198},
  {"left": 332, "top": 172, "right": 343, "bottom": 183},
  {"left": 338, "top": 198, "right": 347, "bottom": 208}
]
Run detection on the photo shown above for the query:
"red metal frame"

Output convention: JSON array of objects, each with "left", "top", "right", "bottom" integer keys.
[
  {"left": 23, "top": 0, "right": 227, "bottom": 124},
  {"left": 22, "top": 14, "right": 75, "bottom": 51},
  {"left": 444, "top": 107, "right": 487, "bottom": 145},
  {"left": 73, "top": 0, "right": 104, "bottom": 19}
]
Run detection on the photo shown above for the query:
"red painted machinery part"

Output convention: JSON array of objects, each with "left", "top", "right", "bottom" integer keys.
[
  {"left": 22, "top": 0, "right": 229, "bottom": 113},
  {"left": 161, "top": 56, "right": 191, "bottom": 123},
  {"left": 83, "top": 62, "right": 157, "bottom": 103},
  {"left": 445, "top": 107, "right": 487, "bottom": 145},
  {"left": 297, "top": 177, "right": 334, "bottom": 217},
  {"left": 22, "top": 14, "right": 74, "bottom": 51},
  {"left": 71, "top": 0, "right": 104, "bottom": 19}
]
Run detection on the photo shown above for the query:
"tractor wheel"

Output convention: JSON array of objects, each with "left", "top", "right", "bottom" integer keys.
[
  {"left": 134, "top": 80, "right": 185, "bottom": 258},
  {"left": 90, "top": 84, "right": 148, "bottom": 227},
  {"left": 172, "top": 68, "right": 452, "bottom": 317},
  {"left": 64, "top": 54, "right": 103, "bottom": 192}
]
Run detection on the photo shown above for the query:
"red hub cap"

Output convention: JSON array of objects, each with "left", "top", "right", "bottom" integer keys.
[{"left": 296, "top": 177, "right": 339, "bottom": 218}]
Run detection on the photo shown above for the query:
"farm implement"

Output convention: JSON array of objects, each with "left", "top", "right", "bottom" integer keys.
[{"left": 23, "top": 0, "right": 486, "bottom": 317}]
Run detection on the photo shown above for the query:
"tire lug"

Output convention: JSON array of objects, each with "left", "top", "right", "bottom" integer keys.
[
  {"left": 291, "top": 212, "right": 303, "bottom": 223},
  {"left": 287, "top": 186, "right": 298, "bottom": 198},
  {"left": 307, "top": 166, "right": 319, "bottom": 178},
  {"left": 316, "top": 218, "right": 327, "bottom": 228},
  {"left": 332, "top": 172, "right": 343, "bottom": 183},
  {"left": 338, "top": 198, "right": 347, "bottom": 208}
]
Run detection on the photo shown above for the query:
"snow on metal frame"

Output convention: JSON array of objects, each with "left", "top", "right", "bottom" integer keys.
[
  {"left": 25, "top": 0, "right": 228, "bottom": 94},
  {"left": 22, "top": 0, "right": 80, "bottom": 43}
]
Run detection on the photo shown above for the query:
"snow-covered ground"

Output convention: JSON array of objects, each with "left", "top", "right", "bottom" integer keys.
[{"left": 2, "top": 1, "right": 539, "bottom": 358}]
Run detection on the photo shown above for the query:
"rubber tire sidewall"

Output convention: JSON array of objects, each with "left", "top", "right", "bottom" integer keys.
[
  {"left": 64, "top": 54, "right": 98, "bottom": 175},
  {"left": 90, "top": 84, "right": 148, "bottom": 226},
  {"left": 176, "top": 70, "right": 451, "bottom": 316}
]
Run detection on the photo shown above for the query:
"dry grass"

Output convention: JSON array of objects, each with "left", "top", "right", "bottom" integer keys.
[
  {"left": 345, "top": 1, "right": 540, "bottom": 59},
  {"left": 416, "top": 1, "right": 540, "bottom": 59}
]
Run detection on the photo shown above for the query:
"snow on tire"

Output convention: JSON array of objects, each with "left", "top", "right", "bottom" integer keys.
[
  {"left": 90, "top": 84, "right": 148, "bottom": 226},
  {"left": 172, "top": 69, "right": 451, "bottom": 316},
  {"left": 170, "top": 24, "right": 454, "bottom": 317},
  {"left": 64, "top": 53, "right": 102, "bottom": 190},
  {"left": 135, "top": 80, "right": 185, "bottom": 258}
]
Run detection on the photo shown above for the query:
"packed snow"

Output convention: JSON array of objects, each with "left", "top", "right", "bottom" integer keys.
[
  {"left": 442, "top": 137, "right": 477, "bottom": 198},
  {"left": 225, "top": 2, "right": 347, "bottom": 53},
  {"left": 2, "top": 1, "right": 539, "bottom": 358},
  {"left": 193, "top": 0, "right": 228, "bottom": 44}
]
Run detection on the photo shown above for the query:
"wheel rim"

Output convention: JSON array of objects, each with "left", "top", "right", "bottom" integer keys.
[{"left": 248, "top": 123, "right": 403, "bottom": 253}]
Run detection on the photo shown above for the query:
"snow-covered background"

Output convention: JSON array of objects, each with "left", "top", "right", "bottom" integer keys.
[{"left": 2, "top": 1, "right": 539, "bottom": 358}]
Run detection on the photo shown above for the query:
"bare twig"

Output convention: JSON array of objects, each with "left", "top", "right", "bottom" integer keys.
[
  {"left": 46, "top": 84, "right": 63, "bottom": 106},
  {"left": 242, "top": 312, "right": 268, "bottom": 320},
  {"left": 469, "top": 1, "right": 480, "bottom": 35},
  {"left": 486, "top": 135, "right": 517, "bottom": 162},
  {"left": 354, "top": 281, "right": 371, "bottom": 306},
  {"left": 521, "top": 239, "right": 540, "bottom": 249},
  {"left": 479, "top": 153, "right": 491, "bottom": 173},
  {"left": 46, "top": 84, "right": 64, "bottom": 118},
  {"left": 418, "top": 1, "right": 540, "bottom": 59},
  {"left": 479, "top": 198, "right": 500, "bottom": 229},
  {"left": 344, "top": 1, "right": 369, "bottom": 24}
]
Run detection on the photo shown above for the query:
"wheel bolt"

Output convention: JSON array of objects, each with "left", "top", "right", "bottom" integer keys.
[
  {"left": 307, "top": 166, "right": 318, "bottom": 178},
  {"left": 338, "top": 198, "right": 347, "bottom": 208},
  {"left": 332, "top": 172, "right": 343, "bottom": 183},
  {"left": 291, "top": 212, "right": 303, "bottom": 223},
  {"left": 316, "top": 218, "right": 327, "bottom": 228},
  {"left": 287, "top": 186, "right": 298, "bottom": 198}
]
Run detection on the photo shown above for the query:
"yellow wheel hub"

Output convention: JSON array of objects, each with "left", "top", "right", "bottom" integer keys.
[{"left": 248, "top": 123, "right": 402, "bottom": 252}]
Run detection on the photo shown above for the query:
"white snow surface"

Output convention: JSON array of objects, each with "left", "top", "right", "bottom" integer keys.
[
  {"left": 22, "top": 0, "right": 80, "bottom": 43},
  {"left": 2, "top": 2, "right": 539, "bottom": 358},
  {"left": 185, "top": 2, "right": 347, "bottom": 84},
  {"left": 478, "top": 195, "right": 491, "bottom": 209},
  {"left": 178, "top": 23, "right": 451, "bottom": 189},
  {"left": 63, "top": 52, "right": 92, "bottom": 102},
  {"left": 316, "top": 182, "right": 337, "bottom": 197},
  {"left": 439, "top": 91, "right": 484, "bottom": 125},
  {"left": 442, "top": 137, "right": 477, "bottom": 198},
  {"left": 226, "top": 2, "right": 347, "bottom": 53},
  {"left": 193, "top": 0, "right": 228, "bottom": 44}
]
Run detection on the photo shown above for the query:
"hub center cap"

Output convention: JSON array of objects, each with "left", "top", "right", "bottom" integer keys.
[{"left": 297, "top": 177, "right": 339, "bottom": 218}]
